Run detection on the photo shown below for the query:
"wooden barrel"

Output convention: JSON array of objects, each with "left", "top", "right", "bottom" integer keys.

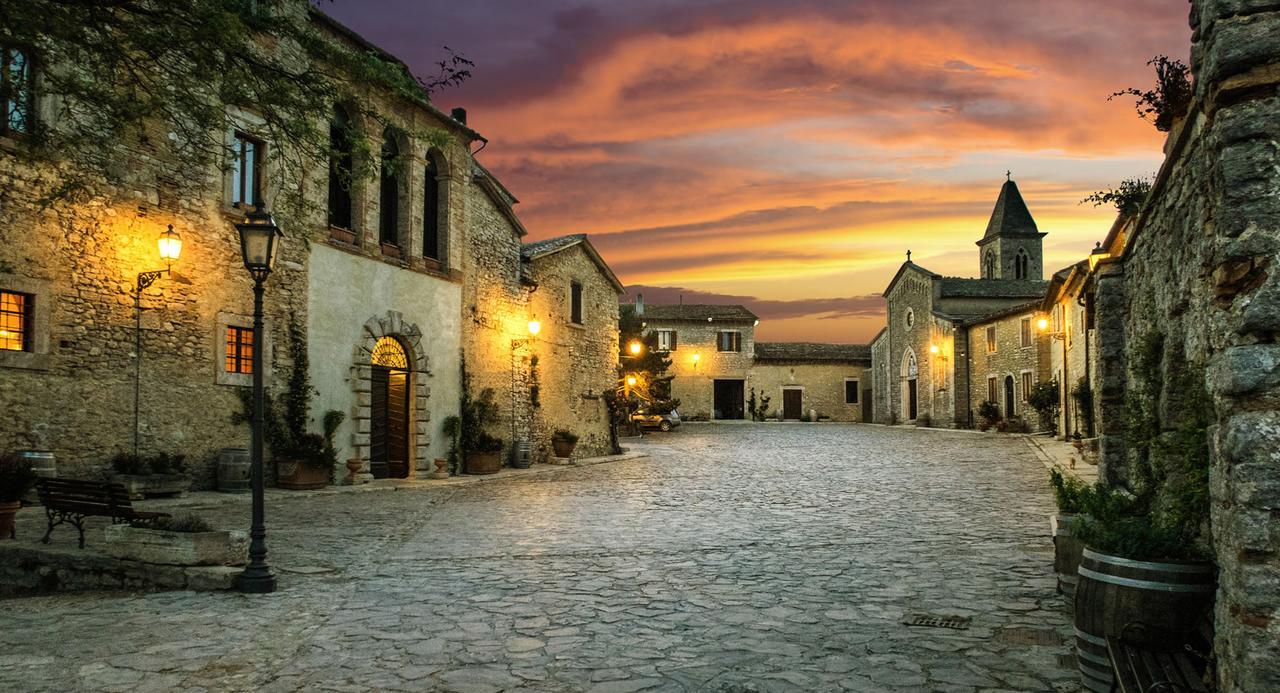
[
  {"left": 1052, "top": 514, "right": 1083, "bottom": 601},
  {"left": 216, "top": 448, "right": 251, "bottom": 493},
  {"left": 1074, "top": 547, "right": 1215, "bottom": 692}
]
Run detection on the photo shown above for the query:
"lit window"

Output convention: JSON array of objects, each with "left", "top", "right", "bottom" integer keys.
[
  {"left": 224, "top": 326, "right": 254, "bottom": 374},
  {"left": 0, "top": 290, "right": 31, "bottom": 351},
  {"left": 657, "top": 329, "right": 676, "bottom": 351},
  {"left": 570, "top": 282, "right": 583, "bottom": 324},
  {"left": 986, "top": 325, "right": 997, "bottom": 353},
  {"left": 231, "top": 131, "right": 264, "bottom": 206},
  {"left": 1, "top": 48, "right": 32, "bottom": 137},
  {"left": 1020, "top": 317, "right": 1032, "bottom": 348},
  {"left": 1021, "top": 372, "right": 1034, "bottom": 402},
  {"left": 844, "top": 379, "right": 860, "bottom": 404},
  {"left": 717, "top": 331, "right": 741, "bottom": 352}
]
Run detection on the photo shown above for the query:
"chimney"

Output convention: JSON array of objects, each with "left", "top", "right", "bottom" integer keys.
[
  {"left": 450, "top": 107, "right": 467, "bottom": 125},
  {"left": 635, "top": 293, "right": 644, "bottom": 316}
]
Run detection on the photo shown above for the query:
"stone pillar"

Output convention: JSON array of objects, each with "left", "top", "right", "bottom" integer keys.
[{"left": 1092, "top": 263, "right": 1126, "bottom": 484}]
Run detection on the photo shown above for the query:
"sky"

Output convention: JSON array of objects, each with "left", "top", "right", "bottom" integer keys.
[{"left": 322, "top": 0, "right": 1191, "bottom": 343}]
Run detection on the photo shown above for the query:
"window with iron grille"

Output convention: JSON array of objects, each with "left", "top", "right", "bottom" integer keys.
[
  {"left": 0, "top": 290, "right": 32, "bottom": 352},
  {"left": 1, "top": 48, "right": 32, "bottom": 137},
  {"left": 231, "top": 131, "right": 264, "bottom": 207},
  {"left": 570, "top": 282, "right": 583, "bottom": 324},
  {"left": 986, "top": 325, "right": 997, "bottom": 353},
  {"left": 225, "top": 326, "right": 254, "bottom": 374},
  {"left": 717, "top": 331, "right": 741, "bottom": 352}
]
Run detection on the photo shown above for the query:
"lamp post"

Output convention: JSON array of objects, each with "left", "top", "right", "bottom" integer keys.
[
  {"left": 133, "top": 225, "right": 182, "bottom": 458},
  {"left": 234, "top": 206, "right": 284, "bottom": 595}
]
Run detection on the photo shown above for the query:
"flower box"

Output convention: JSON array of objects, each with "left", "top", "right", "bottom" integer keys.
[
  {"left": 329, "top": 226, "right": 357, "bottom": 245},
  {"left": 103, "top": 525, "right": 249, "bottom": 566},
  {"left": 380, "top": 242, "right": 402, "bottom": 259},
  {"left": 112, "top": 473, "right": 191, "bottom": 500}
]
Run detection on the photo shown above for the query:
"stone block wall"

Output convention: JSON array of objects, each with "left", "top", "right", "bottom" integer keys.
[
  {"left": 965, "top": 309, "right": 1051, "bottom": 429},
  {"left": 525, "top": 244, "right": 620, "bottom": 459},
  {"left": 656, "top": 319, "right": 756, "bottom": 420},
  {"left": 1101, "top": 3, "right": 1280, "bottom": 687},
  {"left": 881, "top": 266, "right": 940, "bottom": 425},
  {"left": 747, "top": 362, "right": 868, "bottom": 421}
]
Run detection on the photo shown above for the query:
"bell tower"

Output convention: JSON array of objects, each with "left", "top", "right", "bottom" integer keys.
[{"left": 976, "top": 177, "right": 1045, "bottom": 280}]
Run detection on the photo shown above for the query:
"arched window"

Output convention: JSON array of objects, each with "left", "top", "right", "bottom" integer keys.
[
  {"left": 423, "top": 151, "right": 441, "bottom": 260},
  {"left": 379, "top": 129, "right": 400, "bottom": 247},
  {"left": 371, "top": 336, "right": 409, "bottom": 369},
  {"left": 983, "top": 250, "right": 996, "bottom": 279},
  {"left": 327, "top": 106, "right": 354, "bottom": 231},
  {"left": 1015, "top": 249, "right": 1030, "bottom": 279}
]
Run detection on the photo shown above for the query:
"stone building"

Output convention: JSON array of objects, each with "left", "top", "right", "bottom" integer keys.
[
  {"left": 871, "top": 179, "right": 1051, "bottom": 428},
  {"left": 1039, "top": 257, "right": 1101, "bottom": 438},
  {"left": 0, "top": 6, "right": 622, "bottom": 484},
  {"left": 633, "top": 300, "right": 869, "bottom": 421}
]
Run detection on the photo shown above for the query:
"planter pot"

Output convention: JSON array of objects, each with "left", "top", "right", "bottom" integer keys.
[
  {"left": 1073, "top": 547, "right": 1215, "bottom": 692},
  {"left": 0, "top": 500, "right": 20, "bottom": 540},
  {"left": 276, "top": 460, "right": 330, "bottom": 490},
  {"left": 329, "top": 226, "right": 357, "bottom": 245},
  {"left": 345, "top": 457, "right": 364, "bottom": 485},
  {"left": 103, "top": 524, "right": 249, "bottom": 566},
  {"left": 380, "top": 242, "right": 402, "bottom": 259},
  {"left": 430, "top": 458, "right": 449, "bottom": 479},
  {"left": 1050, "top": 513, "right": 1084, "bottom": 601},
  {"left": 464, "top": 452, "right": 502, "bottom": 475},
  {"left": 216, "top": 448, "right": 251, "bottom": 493},
  {"left": 551, "top": 439, "right": 578, "bottom": 458},
  {"left": 113, "top": 473, "right": 191, "bottom": 500},
  {"left": 420, "top": 257, "right": 443, "bottom": 272}
]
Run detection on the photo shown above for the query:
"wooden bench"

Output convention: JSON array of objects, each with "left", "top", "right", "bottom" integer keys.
[
  {"left": 1107, "top": 619, "right": 1213, "bottom": 693},
  {"left": 36, "top": 478, "right": 170, "bottom": 549}
]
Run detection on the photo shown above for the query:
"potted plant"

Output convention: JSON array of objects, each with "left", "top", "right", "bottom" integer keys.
[
  {"left": 0, "top": 453, "right": 37, "bottom": 540},
  {"left": 458, "top": 387, "right": 504, "bottom": 475},
  {"left": 104, "top": 514, "right": 249, "bottom": 566},
  {"left": 551, "top": 430, "right": 579, "bottom": 458},
  {"left": 977, "top": 400, "right": 1001, "bottom": 431},
  {"left": 110, "top": 452, "right": 191, "bottom": 499},
  {"left": 1048, "top": 469, "right": 1088, "bottom": 599},
  {"left": 236, "top": 323, "right": 345, "bottom": 489}
]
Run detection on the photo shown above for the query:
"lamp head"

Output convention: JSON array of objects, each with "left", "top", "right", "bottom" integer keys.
[
  {"left": 625, "top": 375, "right": 637, "bottom": 387},
  {"left": 157, "top": 225, "right": 182, "bottom": 263},
  {"left": 929, "top": 344, "right": 939, "bottom": 355},
  {"left": 527, "top": 319, "right": 541, "bottom": 336},
  {"left": 628, "top": 340, "right": 643, "bottom": 356},
  {"left": 1037, "top": 317, "right": 1050, "bottom": 332},
  {"left": 234, "top": 206, "right": 284, "bottom": 278}
]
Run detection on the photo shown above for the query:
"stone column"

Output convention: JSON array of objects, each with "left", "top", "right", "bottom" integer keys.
[{"left": 1092, "top": 262, "right": 1126, "bottom": 484}]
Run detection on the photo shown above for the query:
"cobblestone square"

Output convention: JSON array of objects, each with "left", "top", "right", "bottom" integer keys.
[{"left": 2, "top": 425, "right": 1079, "bottom": 692}]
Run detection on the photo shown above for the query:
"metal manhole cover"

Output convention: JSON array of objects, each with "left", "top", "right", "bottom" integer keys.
[
  {"left": 902, "top": 613, "right": 971, "bottom": 630},
  {"left": 996, "top": 627, "right": 1063, "bottom": 646}
]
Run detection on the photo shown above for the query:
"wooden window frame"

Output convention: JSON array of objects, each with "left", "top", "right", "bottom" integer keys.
[
  {"left": 0, "top": 289, "right": 32, "bottom": 352},
  {"left": 986, "top": 325, "right": 997, "bottom": 354},
  {"left": 987, "top": 376, "right": 998, "bottom": 404},
  {"left": 1, "top": 47, "right": 33, "bottom": 138},
  {"left": 231, "top": 131, "right": 265, "bottom": 207},
  {"left": 656, "top": 329, "right": 676, "bottom": 352},
  {"left": 1021, "top": 370, "right": 1034, "bottom": 403},
  {"left": 717, "top": 330, "right": 742, "bottom": 353},
  {"left": 224, "top": 325, "right": 254, "bottom": 375},
  {"left": 570, "top": 281, "right": 584, "bottom": 325},
  {"left": 1019, "top": 317, "right": 1032, "bottom": 348}
]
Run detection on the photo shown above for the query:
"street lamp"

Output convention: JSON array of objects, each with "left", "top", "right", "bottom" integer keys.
[
  {"left": 1087, "top": 242, "right": 1111, "bottom": 272},
  {"left": 628, "top": 340, "right": 643, "bottom": 357},
  {"left": 234, "top": 206, "right": 284, "bottom": 595},
  {"left": 133, "top": 225, "right": 182, "bottom": 459}
]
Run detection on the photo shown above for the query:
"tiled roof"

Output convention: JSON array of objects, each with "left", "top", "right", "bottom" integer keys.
[
  {"left": 981, "top": 179, "right": 1042, "bottom": 240},
  {"left": 959, "top": 300, "right": 1043, "bottom": 327},
  {"left": 754, "top": 342, "right": 871, "bottom": 363},
  {"left": 521, "top": 234, "right": 586, "bottom": 259},
  {"left": 938, "top": 278, "right": 1049, "bottom": 299},
  {"left": 640, "top": 304, "right": 758, "bottom": 322}
]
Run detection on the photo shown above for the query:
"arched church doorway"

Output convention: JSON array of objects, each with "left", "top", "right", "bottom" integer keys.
[
  {"left": 370, "top": 336, "right": 410, "bottom": 479},
  {"left": 1004, "top": 374, "right": 1016, "bottom": 420},
  {"left": 901, "top": 349, "right": 919, "bottom": 422}
]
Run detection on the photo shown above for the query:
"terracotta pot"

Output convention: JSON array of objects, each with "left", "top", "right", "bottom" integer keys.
[
  {"left": 329, "top": 226, "right": 357, "bottom": 245},
  {"left": 464, "top": 451, "right": 502, "bottom": 475},
  {"left": 345, "top": 457, "right": 364, "bottom": 485},
  {"left": 552, "top": 438, "right": 577, "bottom": 458},
  {"left": 276, "top": 459, "right": 330, "bottom": 490},
  {"left": 0, "top": 500, "right": 20, "bottom": 540},
  {"left": 380, "top": 242, "right": 402, "bottom": 259}
]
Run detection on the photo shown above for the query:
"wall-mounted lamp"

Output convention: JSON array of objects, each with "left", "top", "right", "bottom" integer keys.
[
  {"left": 1037, "top": 314, "right": 1066, "bottom": 340},
  {"left": 626, "top": 375, "right": 638, "bottom": 387},
  {"left": 133, "top": 224, "right": 184, "bottom": 461},
  {"left": 527, "top": 318, "right": 541, "bottom": 336},
  {"left": 628, "top": 340, "right": 643, "bottom": 357},
  {"left": 1087, "top": 242, "right": 1111, "bottom": 272}
]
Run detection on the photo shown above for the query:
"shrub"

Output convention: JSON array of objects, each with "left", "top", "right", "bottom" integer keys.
[
  {"left": 147, "top": 514, "right": 213, "bottom": 533},
  {"left": 1081, "top": 177, "right": 1153, "bottom": 217},
  {"left": 552, "top": 429, "right": 579, "bottom": 444},
  {"left": 1049, "top": 468, "right": 1088, "bottom": 514},
  {"left": 1027, "top": 380, "right": 1060, "bottom": 430},
  {"left": 1110, "top": 55, "right": 1192, "bottom": 132},
  {"left": 110, "top": 452, "right": 187, "bottom": 476},
  {"left": 977, "top": 400, "right": 1001, "bottom": 425},
  {"left": 0, "top": 453, "right": 37, "bottom": 503}
]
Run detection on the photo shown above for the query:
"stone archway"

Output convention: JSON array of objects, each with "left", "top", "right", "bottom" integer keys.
[{"left": 352, "top": 311, "right": 431, "bottom": 481}]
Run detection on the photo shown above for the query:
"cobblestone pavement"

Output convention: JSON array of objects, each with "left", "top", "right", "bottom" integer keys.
[{"left": 2, "top": 425, "right": 1079, "bottom": 692}]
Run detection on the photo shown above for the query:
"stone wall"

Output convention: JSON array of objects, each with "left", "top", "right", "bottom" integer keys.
[
  {"left": 965, "top": 309, "right": 1051, "bottom": 429},
  {"left": 1100, "top": 3, "right": 1280, "bottom": 687},
  {"left": 655, "top": 319, "right": 756, "bottom": 420},
  {"left": 880, "top": 265, "right": 946, "bottom": 425},
  {"left": 525, "top": 244, "right": 620, "bottom": 459},
  {"left": 747, "top": 362, "right": 869, "bottom": 422},
  {"left": 870, "top": 330, "right": 891, "bottom": 424}
]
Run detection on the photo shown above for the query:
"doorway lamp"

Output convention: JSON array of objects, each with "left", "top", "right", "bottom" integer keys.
[
  {"left": 133, "top": 225, "right": 183, "bottom": 459},
  {"left": 233, "top": 205, "right": 284, "bottom": 595}
]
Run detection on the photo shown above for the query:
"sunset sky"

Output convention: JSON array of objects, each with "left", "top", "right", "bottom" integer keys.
[{"left": 324, "top": 0, "right": 1190, "bottom": 343}]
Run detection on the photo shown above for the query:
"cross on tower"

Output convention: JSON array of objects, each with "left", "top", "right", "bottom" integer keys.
[
  {"left": 906, "top": 250, "right": 912, "bottom": 262},
  {"left": 1006, "top": 170, "right": 1012, "bottom": 182}
]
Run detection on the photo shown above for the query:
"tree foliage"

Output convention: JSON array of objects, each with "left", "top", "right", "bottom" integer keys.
[
  {"left": 1081, "top": 177, "right": 1152, "bottom": 217},
  {"left": 0, "top": 0, "right": 470, "bottom": 216}
]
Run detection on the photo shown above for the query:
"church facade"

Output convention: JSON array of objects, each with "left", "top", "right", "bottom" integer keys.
[{"left": 871, "top": 179, "right": 1052, "bottom": 428}]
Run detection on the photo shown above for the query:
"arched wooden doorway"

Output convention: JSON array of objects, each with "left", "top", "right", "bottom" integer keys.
[
  {"left": 901, "top": 349, "right": 919, "bottom": 422},
  {"left": 370, "top": 336, "right": 410, "bottom": 478}
]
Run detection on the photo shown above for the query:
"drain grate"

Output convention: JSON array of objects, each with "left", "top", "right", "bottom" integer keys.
[{"left": 902, "top": 613, "right": 971, "bottom": 630}]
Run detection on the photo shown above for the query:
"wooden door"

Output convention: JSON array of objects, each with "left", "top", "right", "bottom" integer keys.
[
  {"left": 713, "top": 379, "right": 745, "bottom": 420},
  {"left": 386, "top": 371, "right": 409, "bottom": 478},
  {"left": 783, "top": 389, "right": 802, "bottom": 419},
  {"left": 907, "top": 379, "right": 918, "bottom": 421},
  {"left": 370, "top": 367, "right": 390, "bottom": 479},
  {"left": 1004, "top": 375, "right": 1016, "bottom": 420}
]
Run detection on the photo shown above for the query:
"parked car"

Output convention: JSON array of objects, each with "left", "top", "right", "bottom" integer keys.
[{"left": 632, "top": 407, "right": 680, "bottom": 432}]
